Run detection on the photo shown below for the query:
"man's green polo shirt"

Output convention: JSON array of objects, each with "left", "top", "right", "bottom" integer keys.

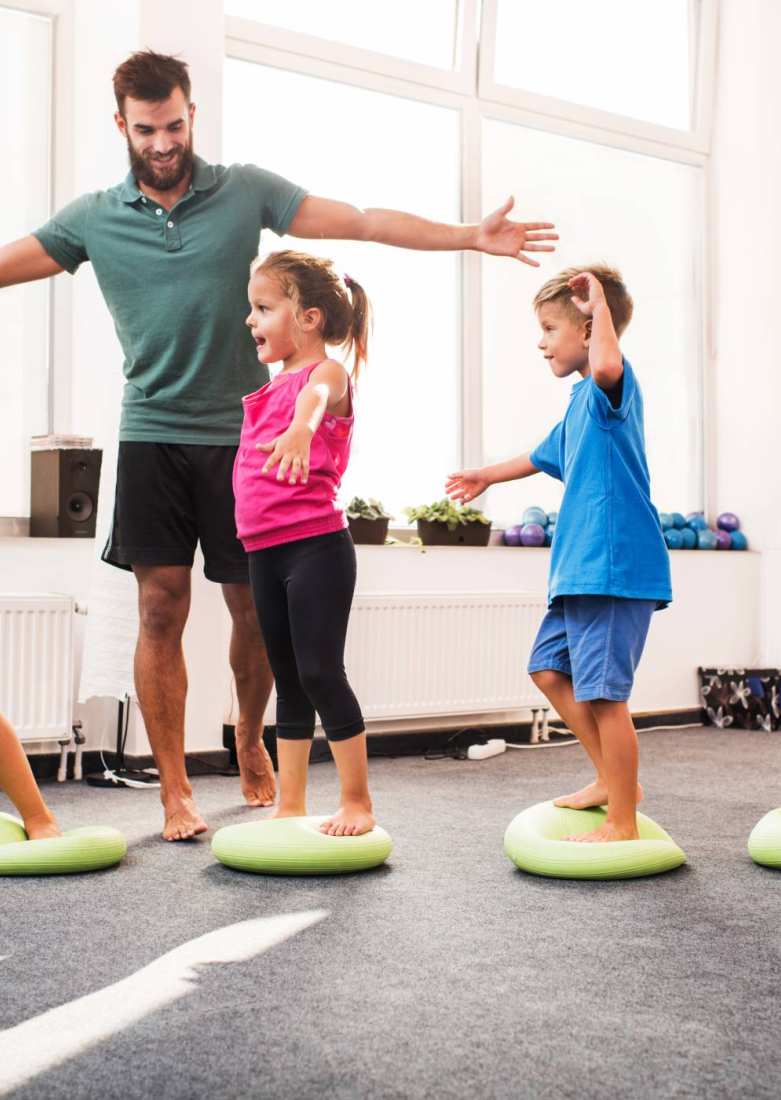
[{"left": 33, "top": 157, "right": 307, "bottom": 444}]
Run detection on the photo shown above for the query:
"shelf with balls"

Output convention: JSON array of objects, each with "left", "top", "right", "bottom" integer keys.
[
  {"left": 659, "top": 511, "right": 749, "bottom": 551},
  {"left": 502, "top": 506, "right": 556, "bottom": 548}
]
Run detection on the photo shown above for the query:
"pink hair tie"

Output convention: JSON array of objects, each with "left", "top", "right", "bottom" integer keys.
[{"left": 344, "top": 274, "right": 354, "bottom": 290}]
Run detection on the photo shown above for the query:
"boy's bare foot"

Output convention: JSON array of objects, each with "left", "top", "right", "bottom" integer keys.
[
  {"left": 564, "top": 821, "right": 640, "bottom": 843},
  {"left": 162, "top": 794, "right": 208, "bottom": 841},
  {"left": 23, "top": 813, "right": 61, "bottom": 840},
  {"left": 272, "top": 805, "right": 307, "bottom": 820},
  {"left": 319, "top": 802, "right": 375, "bottom": 837},
  {"left": 235, "top": 729, "right": 276, "bottom": 808},
  {"left": 554, "top": 781, "right": 643, "bottom": 810}
]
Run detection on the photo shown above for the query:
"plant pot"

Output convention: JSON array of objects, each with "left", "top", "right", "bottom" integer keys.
[
  {"left": 416, "top": 519, "right": 491, "bottom": 546},
  {"left": 348, "top": 516, "right": 389, "bottom": 545}
]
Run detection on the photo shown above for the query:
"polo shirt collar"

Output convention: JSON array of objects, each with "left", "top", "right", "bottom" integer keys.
[{"left": 117, "top": 155, "right": 217, "bottom": 204}]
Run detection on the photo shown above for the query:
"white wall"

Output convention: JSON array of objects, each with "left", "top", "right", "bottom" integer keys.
[{"left": 709, "top": 0, "right": 781, "bottom": 665}]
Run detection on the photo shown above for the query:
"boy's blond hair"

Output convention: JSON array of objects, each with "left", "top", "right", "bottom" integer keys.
[{"left": 533, "top": 264, "right": 634, "bottom": 337}]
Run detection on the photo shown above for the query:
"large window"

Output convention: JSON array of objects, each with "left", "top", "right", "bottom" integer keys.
[
  {"left": 225, "top": 1, "right": 716, "bottom": 529},
  {"left": 0, "top": 6, "right": 52, "bottom": 517},
  {"left": 223, "top": 59, "right": 461, "bottom": 518}
]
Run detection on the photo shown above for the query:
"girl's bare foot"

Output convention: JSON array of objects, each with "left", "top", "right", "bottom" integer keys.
[
  {"left": 235, "top": 729, "right": 277, "bottom": 808},
  {"left": 554, "top": 781, "right": 643, "bottom": 810},
  {"left": 319, "top": 802, "right": 375, "bottom": 837},
  {"left": 161, "top": 794, "right": 208, "bottom": 841},
  {"left": 23, "top": 813, "right": 61, "bottom": 840},
  {"left": 564, "top": 821, "right": 640, "bottom": 843}
]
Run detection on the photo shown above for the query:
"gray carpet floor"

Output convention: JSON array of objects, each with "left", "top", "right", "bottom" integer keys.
[{"left": 1, "top": 726, "right": 780, "bottom": 1100}]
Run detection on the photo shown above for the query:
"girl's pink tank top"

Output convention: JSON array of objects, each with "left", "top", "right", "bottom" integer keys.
[{"left": 233, "top": 361, "right": 354, "bottom": 552}]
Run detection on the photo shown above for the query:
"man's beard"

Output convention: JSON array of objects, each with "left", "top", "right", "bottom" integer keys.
[{"left": 127, "top": 132, "right": 194, "bottom": 191}]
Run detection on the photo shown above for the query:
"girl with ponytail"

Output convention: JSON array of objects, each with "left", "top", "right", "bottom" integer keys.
[{"left": 233, "top": 249, "right": 376, "bottom": 836}]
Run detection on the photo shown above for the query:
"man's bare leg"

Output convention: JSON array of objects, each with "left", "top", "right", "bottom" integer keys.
[
  {"left": 567, "top": 700, "right": 640, "bottom": 842},
  {"left": 222, "top": 583, "right": 276, "bottom": 807},
  {"left": 134, "top": 565, "right": 207, "bottom": 841},
  {"left": 272, "top": 737, "right": 312, "bottom": 818},
  {"left": 530, "top": 669, "right": 642, "bottom": 809}
]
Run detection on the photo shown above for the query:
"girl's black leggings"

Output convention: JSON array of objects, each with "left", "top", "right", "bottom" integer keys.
[{"left": 248, "top": 529, "right": 364, "bottom": 742}]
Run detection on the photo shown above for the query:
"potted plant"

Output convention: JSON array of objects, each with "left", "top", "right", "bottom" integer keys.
[
  {"left": 404, "top": 499, "right": 491, "bottom": 546},
  {"left": 346, "top": 497, "right": 392, "bottom": 544}
]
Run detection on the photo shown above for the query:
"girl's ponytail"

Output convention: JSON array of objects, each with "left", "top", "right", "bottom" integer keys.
[{"left": 343, "top": 275, "right": 371, "bottom": 384}]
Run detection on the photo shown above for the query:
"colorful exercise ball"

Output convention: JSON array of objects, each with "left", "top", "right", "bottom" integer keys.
[
  {"left": 671, "top": 512, "right": 686, "bottom": 529},
  {"left": 697, "top": 529, "right": 718, "bottom": 550},
  {"left": 729, "top": 530, "right": 748, "bottom": 550},
  {"left": 664, "top": 528, "right": 684, "bottom": 550},
  {"left": 686, "top": 512, "right": 709, "bottom": 531},
  {"left": 659, "top": 512, "right": 674, "bottom": 530},
  {"left": 522, "top": 506, "right": 548, "bottom": 528},
  {"left": 717, "top": 512, "right": 740, "bottom": 532},
  {"left": 503, "top": 525, "right": 523, "bottom": 547},
  {"left": 520, "top": 523, "right": 546, "bottom": 547},
  {"left": 679, "top": 527, "right": 698, "bottom": 550},
  {"left": 714, "top": 529, "right": 732, "bottom": 550},
  {"left": 544, "top": 525, "right": 556, "bottom": 547}
]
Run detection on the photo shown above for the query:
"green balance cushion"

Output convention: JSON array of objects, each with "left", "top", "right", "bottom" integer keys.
[
  {"left": 504, "top": 801, "right": 686, "bottom": 880},
  {"left": 212, "top": 815, "right": 393, "bottom": 875},
  {"left": 0, "top": 811, "right": 127, "bottom": 876},
  {"left": 748, "top": 808, "right": 781, "bottom": 868}
]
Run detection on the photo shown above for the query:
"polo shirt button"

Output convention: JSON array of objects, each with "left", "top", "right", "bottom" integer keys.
[
  {"left": 141, "top": 197, "right": 147, "bottom": 203},
  {"left": 167, "top": 221, "right": 174, "bottom": 228},
  {"left": 156, "top": 208, "right": 162, "bottom": 215}
]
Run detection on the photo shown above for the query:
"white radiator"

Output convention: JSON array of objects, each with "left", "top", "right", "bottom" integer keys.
[
  {"left": 0, "top": 594, "right": 74, "bottom": 743},
  {"left": 344, "top": 592, "right": 548, "bottom": 721}
]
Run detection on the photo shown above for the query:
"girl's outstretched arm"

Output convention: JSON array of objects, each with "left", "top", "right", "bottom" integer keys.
[{"left": 257, "top": 360, "right": 349, "bottom": 486}]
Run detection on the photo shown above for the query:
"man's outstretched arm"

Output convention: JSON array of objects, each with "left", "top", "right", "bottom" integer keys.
[
  {"left": 288, "top": 195, "right": 557, "bottom": 268},
  {"left": 0, "top": 237, "right": 64, "bottom": 289}
]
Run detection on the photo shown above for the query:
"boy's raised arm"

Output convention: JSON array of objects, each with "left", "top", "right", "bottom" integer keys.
[
  {"left": 0, "top": 236, "right": 64, "bottom": 289},
  {"left": 568, "top": 272, "right": 623, "bottom": 390}
]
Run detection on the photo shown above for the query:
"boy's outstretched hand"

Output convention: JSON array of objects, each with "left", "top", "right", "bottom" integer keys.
[
  {"left": 568, "top": 271, "right": 607, "bottom": 315},
  {"left": 445, "top": 468, "right": 490, "bottom": 504},
  {"left": 476, "top": 197, "right": 558, "bottom": 266}
]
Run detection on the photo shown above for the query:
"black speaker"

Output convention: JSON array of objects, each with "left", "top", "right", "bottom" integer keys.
[{"left": 30, "top": 449, "right": 103, "bottom": 538}]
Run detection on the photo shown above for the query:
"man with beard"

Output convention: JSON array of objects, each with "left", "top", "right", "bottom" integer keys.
[{"left": 0, "top": 51, "right": 557, "bottom": 842}]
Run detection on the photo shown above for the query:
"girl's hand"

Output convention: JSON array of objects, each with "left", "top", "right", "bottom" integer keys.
[
  {"left": 257, "top": 425, "right": 313, "bottom": 484},
  {"left": 445, "top": 468, "right": 491, "bottom": 504},
  {"left": 568, "top": 271, "right": 607, "bottom": 317}
]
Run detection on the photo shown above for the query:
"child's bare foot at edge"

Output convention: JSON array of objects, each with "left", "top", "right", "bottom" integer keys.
[
  {"left": 235, "top": 729, "right": 277, "bottom": 808},
  {"left": 554, "top": 780, "right": 643, "bottom": 810},
  {"left": 162, "top": 794, "right": 208, "bottom": 841},
  {"left": 23, "top": 812, "right": 61, "bottom": 840},
  {"left": 319, "top": 802, "right": 375, "bottom": 836},
  {"left": 565, "top": 821, "right": 640, "bottom": 842}
]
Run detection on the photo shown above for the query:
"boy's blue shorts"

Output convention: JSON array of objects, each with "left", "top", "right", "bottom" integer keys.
[{"left": 527, "top": 596, "right": 656, "bottom": 703}]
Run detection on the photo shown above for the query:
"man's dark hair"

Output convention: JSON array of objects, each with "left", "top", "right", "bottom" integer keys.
[{"left": 113, "top": 50, "right": 191, "bottom": 115}]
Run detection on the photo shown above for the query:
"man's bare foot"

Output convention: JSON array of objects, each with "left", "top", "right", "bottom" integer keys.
[
  {"left": 162, "top": 795, "right": 208, "bottom": 842},
  {"left": 24, "top": 813, "right": 61, "bottom": 840},
  {"left": 235, "top": 730, "right": 276, "bottom": 808},
  {"left": 319, "top": 802, "right": 375, "bottom": 837},
  {"left": 272, "top": 805, "right": 307, "bottom": 820},
  {"left": 565, "top": 822, "right": 640, "bottom": 843},
  {"left": 554, "top": 781, "right": 643, "bottom": 810}
]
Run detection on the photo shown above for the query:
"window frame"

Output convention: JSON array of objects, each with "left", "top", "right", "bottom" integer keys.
[{"left": 224, "top": 0, "right": 717, "bottom": 513}]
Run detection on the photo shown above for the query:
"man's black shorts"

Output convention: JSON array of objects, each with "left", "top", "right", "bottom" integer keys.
[{"left": 102, "top": 442, "right": 249, "bottom": 584}]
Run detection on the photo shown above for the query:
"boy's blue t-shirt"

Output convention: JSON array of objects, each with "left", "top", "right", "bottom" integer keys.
[{"left": 529, "top": 359, "right": 672, "bottom": 608}]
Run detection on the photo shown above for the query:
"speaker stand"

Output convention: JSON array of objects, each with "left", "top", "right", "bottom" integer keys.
[{"left": 84, "top": 697, "right": 160, "bottom": 789}]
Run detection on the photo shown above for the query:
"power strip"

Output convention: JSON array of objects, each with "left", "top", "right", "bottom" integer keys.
[{"left": 467, "top": 739, "right": 507, "bottom": 760}]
